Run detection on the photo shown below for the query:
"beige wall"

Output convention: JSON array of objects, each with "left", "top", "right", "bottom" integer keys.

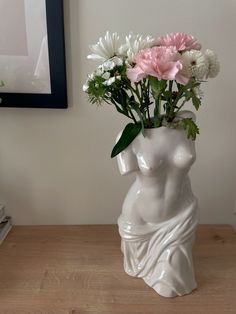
[{"left": 0, "top": 0, "right": 235, "bottom": 226}]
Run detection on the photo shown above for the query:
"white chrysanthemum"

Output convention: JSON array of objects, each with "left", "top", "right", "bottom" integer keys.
[
  {"left": 180, "top": 50, "right": 209, "bottom": 80},
  {"left": 119, "top": 32, "right": 157, "bottom": 63},
  {"left": 205, "top": 49, "right": 220, "bottom": 78},
  {"left": 87, "top": 31, "right": 121, "bottom": 62}
]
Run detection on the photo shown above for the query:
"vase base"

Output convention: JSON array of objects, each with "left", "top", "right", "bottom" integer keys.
[
  {"left": 125, "top": 269, "right": 197, "bottom": 297},
  {"left": 144, "top": 278, "right": 197, "bottom": 298}
]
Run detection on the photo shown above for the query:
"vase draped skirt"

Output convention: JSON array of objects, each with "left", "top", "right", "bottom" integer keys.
[{"left": 118, "top": 200, "right": 198, "bottom": 297}]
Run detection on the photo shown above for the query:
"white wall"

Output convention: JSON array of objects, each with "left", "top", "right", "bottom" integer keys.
[{"left": 0, "top": 0, "right": 235, "bottom": 226}]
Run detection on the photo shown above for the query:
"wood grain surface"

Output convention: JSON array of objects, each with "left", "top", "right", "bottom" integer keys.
[{"left": 0, "top": 224, "right": 235, "bottom": 314}]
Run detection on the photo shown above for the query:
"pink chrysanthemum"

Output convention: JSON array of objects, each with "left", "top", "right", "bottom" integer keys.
[{"left": 158, "top": 32, "right": 201, "bottom": 52}]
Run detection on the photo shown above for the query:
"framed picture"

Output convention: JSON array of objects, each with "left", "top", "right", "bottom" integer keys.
[{"left": 0, "top": 0, "right": 67, "bottom": 108}]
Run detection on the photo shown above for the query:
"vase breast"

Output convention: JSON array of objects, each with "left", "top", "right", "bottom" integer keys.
[{"left": 116, "top": 125, "right": 198, "bottom": 297}]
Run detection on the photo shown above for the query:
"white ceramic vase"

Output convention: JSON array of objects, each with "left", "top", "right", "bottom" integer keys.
[{"left": 116, "top": 111, "right": 198, "bottom": 298}]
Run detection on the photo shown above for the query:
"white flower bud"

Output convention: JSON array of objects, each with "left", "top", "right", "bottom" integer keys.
[
  {"left": 83, "top": 80, "right": 89, "bottom": 92},
  {"left": 103, "top": 77, "right": 116, "bottom": 86},
  {"left": 96, "top": 65, "right": 104, "bottom": 76},
  {"left": 102, "top": 72, "right": 110, "bottom": 80},
  {"left": 103, "top": 60, "right": 115, "bottom": 71},
  {"left": 112, "top": 56, "right": 123, "bottom": 66}
]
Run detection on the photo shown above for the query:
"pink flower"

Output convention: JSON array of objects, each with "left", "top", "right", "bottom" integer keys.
[
  {"left": 127, "top": 46, "right": 188, "bottom": 84},
  {"left": 158, "top": 32, "right": 201, "bottom": 52}
]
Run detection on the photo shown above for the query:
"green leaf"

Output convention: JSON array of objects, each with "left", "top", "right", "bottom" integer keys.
[
  {"left": 111, "top": 123, "right": 142, "bottom": 158},
  {"left": 191, "top": 94, "right": 201, "bottom": 110},
  {"left": 119, "top": 89, "right": 130, "bottom": 114},
  {"left": 130, "top": 102, "right": 145, "bottom": 135},
  {"left": 149, "top": 76, "right": 159, "bottom": 95},
  {"left": 180, "top": 118, "right": 199, "bottom": 141},
  {"left": 184, "top": 90, "right": 192, "bottom": 100}
]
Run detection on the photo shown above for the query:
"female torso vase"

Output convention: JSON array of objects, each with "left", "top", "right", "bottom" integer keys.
[{"left": 116, "top": 112, "right": 198, "bottom": 298}]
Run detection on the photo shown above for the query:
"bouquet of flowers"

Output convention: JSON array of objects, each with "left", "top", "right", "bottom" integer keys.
[{"left": 83, "top": 32, "right": 219, "bottom": 157}]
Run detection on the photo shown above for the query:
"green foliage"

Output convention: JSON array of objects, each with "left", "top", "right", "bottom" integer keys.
[
  {"left": 149, "top": 77, "right": 167, "bottom": 127},
  {"left": 111, "top": 123, "right": 142, "bottom": 158},
  {"left": 87, "top": 76, "right": 107, "bottom": 105},
  {"left": 84, "top": 63, "right": 204, "bottom": 156},
  {"left": 180, "top": 118, "right": 200, "bottom": 140},
  {"left": 192, "top": 94, "right": 201, "bottom": 110}
]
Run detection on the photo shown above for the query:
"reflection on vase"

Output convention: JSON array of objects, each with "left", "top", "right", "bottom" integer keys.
[{"left": 117, "top": 114, "right": 198, "bottom": 298}]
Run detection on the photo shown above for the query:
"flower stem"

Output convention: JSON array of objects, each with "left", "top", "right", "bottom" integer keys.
[
  {"left": 154, "top": 96, "right": 161, "bottom": 127},
  {"left": 145, "top": 80, "right": 152, "bottom": 126},
  {"left": 169, "top": 80, "right": 173, "bottom": 93},
  {"left": 176, "top": 99, "right": 187, "bottom": 113},
  {"left": 129, "top": 110, "right": 138, "bottom": 124}
]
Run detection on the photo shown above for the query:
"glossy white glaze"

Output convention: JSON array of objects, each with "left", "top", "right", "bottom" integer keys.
[{"left": 116, "top": 112, "right": 198, "bottom": 297}]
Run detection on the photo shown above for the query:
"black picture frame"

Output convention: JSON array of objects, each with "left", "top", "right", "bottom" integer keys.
[{"left": 0, "top": 0, "right": 67, "bottom": 109}]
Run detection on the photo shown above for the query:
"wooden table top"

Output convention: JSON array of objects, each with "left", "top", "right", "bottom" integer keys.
[{"left": 0, "top": 224, "right": 235, "bottom": 313}]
